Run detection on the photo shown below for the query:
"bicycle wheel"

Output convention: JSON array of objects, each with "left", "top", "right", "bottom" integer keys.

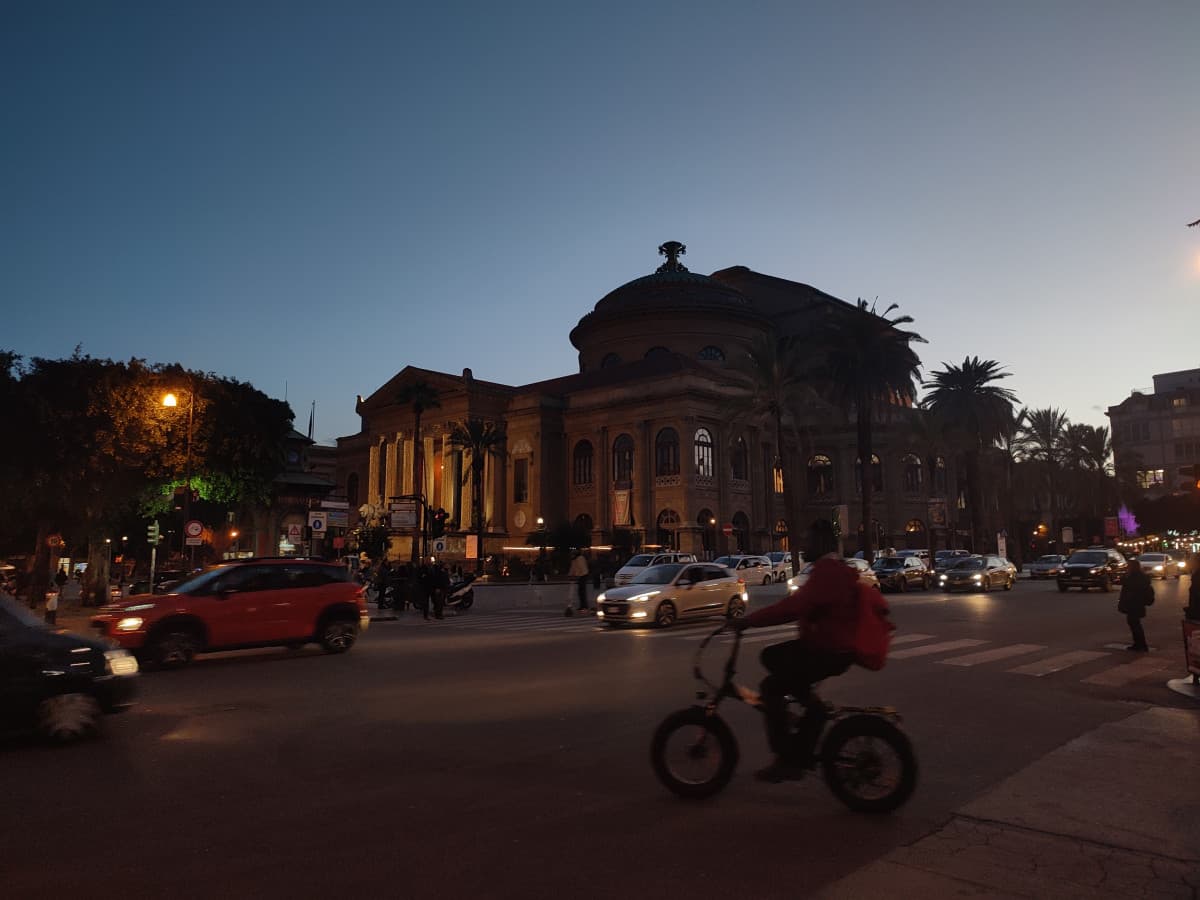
[
  {"left": 650, "top": 707, "right": 739, "bottom": 799},
  {"left": 821, "top": 714, "right": 917, "bottom": 814}
]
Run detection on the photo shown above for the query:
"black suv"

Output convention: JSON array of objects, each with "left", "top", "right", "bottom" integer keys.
[
  {"left": 1057, "top": 548, "right": 1128, "bottom": 592},
  {"left": 0, "top": 596, "right": 138, "bottom": 741},
  {"left": 871, "top": 555, "right": 931, "bottom": 592}
]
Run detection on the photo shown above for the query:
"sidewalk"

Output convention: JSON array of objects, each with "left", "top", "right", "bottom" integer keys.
[
  {"left": 819, "top": 706, "right": 1200, "bottom": 899},
  {"left": 368, "top": 580, "right": 587, "bottom": 621}
]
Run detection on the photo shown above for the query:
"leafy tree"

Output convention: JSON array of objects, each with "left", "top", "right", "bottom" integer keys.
[
  {"left": 810, "top": 300, "right": 925, "bottom": 561},
  {"left": 922, "top": 357, "right": 1019, "bottom": 553},
  {"left": 448, "top": 417, "right": 506, "bottom": 575},
  {"left": 395, "top": 381, "right": 441, "bottom": 561}
]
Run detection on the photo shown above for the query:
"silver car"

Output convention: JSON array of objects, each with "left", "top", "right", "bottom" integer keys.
[
  {"left": 596, "top": 563, "right": 747, "bottom": 628},
  {"left": 1136, "top": 552, "right": 1181, "bottom": 580},
  {"left": 765, "top": 551, "right": 798, "bottom": 583},
  {"left": 712, "top": 554, "right": 775, "bottom": 585},
  {"left": 939, "top": 555, "right": 1016, "bottom": 592},
  {"left": 1027, "top": 554, "right": 1066, "bottom": 579}
]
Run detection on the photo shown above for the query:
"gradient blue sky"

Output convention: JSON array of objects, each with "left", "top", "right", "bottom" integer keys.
[{"left": 4, "top": 1, "right": 1198, "bottom": 445}]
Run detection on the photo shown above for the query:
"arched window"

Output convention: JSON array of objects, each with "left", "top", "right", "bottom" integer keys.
[
  {"left": 612, "top": 433, "right": 634, "bottom": 485},
  {"left": 934, "top": 456, "right": 947, "bottom": 493},
  {"left": 730, "top": 437, "right": 748, "bottom": 480},
  {"left": 656, "top": 508, "right": 681, "bottom": 549},
  {"left": 698, "top": 345, "right": 725, "bottom": 361},
  {"left": 808, "top": 454, "right": 834, "bottom": 496},
  {"left": 572, "top": 440, "right": 594, "bottom": 486},
  {"left": 902, "top": 453, "right": 923, "bottom": 493},
  {"left": 600, "top": 352, "right": 621, "bottom": 368},
  {"left": 732, "top": 511, "right": 751, "bottom": 554},
  {"left": 855, "top": 454, "right": 883, "bottom": 493},
  {"left": 346, "top": 473, "right": 360, "bottom": 507},
  {"left": 655, "top": 427, "right": 680, "bottom": 476},
  {"left": 645, "top": 346, "right": 671, "bottom": 359},
  {"left": 694, "top": 428, "right": 714, "bottom": 477},
  {"left": 775, "top": 518, "right": 789, "bottom": 552}
]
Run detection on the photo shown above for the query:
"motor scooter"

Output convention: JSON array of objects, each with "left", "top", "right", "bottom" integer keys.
[{"left": 443, "top": 574, "right": 475, "bottom": 612}]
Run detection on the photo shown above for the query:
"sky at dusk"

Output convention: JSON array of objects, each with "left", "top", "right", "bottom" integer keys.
[{"left": 3, "top": 1, "right": 1198, "bottom": 446}]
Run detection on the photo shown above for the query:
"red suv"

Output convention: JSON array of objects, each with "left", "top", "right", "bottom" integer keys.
[{"left": 92, "top": 558, "right": 368, "bottom": 668}]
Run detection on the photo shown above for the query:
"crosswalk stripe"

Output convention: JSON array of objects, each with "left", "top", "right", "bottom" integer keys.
[
  {"left": 1081, "top": 656, "right": 1171, "bottom": 686},
  {"left": 938, "top": 644, "right": 1045, "bottom": 667},
  {"left": 891, "top": 633, "right": 936, "bottom": 646},
  {"left": 1008, "top": 650, "right": 1110, "bottom": 677},
  {"left": 889, "top": 639, "right": 987, "bottom": 659}
]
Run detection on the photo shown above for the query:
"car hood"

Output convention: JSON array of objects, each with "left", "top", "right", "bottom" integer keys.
[
  {"left": 98, "top": 592, "right": 176, "bottom": 614},
  {"left": 601, "top": 583, "right": 674, "bottom": 601},
  {"left": 1063, "top": 562, "right": 1104, "bottom": 571}
]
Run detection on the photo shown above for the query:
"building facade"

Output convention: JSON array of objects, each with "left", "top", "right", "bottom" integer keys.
[
  {"left": 336, "top": 243, "right": 961, "bottom": 563},
  {"left": 1108, "top": 368, "right": 1200, "bottom": 498}
]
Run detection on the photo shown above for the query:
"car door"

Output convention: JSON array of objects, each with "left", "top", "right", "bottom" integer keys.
[
  {"left": 675, "top": 565, "right": 709, "bottom": 617},
  {"left": 203, "top": 565, "right": 279, "bottom": 646}
]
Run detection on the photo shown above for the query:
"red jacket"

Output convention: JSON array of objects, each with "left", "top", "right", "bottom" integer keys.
[{"left": 743, "top": 556, "right": 860, "bottom": 653}]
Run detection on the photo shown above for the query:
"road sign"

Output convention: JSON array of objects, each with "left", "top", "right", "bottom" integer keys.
[
  {"left": 185, "top": 537, "right": 202, "bottom": 547},
  {"left": 325, "top": 509, "right": 349, "bottom": 527},
  {"left": 722, "top": 523, "right": 734, "bottom": 536},
  {"left": 432, "top": 538, "right": 447, "bottom": 554},
  {"left": 308, "top": 511, "right": 327, "bottom": 534},
  {"left": 1061, "top": 526, "right": 1074, "bottom": 545},
  {"left": 389, "top": 499, "right": 418, "bottom": 528},
  {"left": 287, "top": 523, "right": 303, "bottom": 542},
  {"left": 184, "top": 520, "right": 203, "bottom": 539}
]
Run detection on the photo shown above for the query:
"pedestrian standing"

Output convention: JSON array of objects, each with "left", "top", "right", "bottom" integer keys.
[
  {"left": 44, "top": 589, "right": 59, "bottom": 626},
  {"left": 1186, "top": 566, "right": 1200, "bottom": 621},
  {"left": 1117, "top": 558, "right": 1154, "bottom": 651},
  {"left": 432, "top": 563, "right": 449, "bottom": 619},
  {"left": 569, "top": 550, "right": 590, "bottom": 613},
  {"left": 415, "top": 565, "right": 432, "bottom": 620}
]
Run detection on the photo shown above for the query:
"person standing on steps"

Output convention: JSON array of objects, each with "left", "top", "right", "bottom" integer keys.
[
  {"left": 1117, "top": 558, "right": 1154, "bottom": 651},
  {"left": 568, "top": 550, "right": 591, "bottom": 614}
]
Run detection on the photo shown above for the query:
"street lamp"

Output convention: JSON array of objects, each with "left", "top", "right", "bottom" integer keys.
[
  {"left": 229, "top": 529, "right": 239, "bottom": 559},
  {"left": 536, "top": 516, "right": 546, "bottom": 582},
  {"left": 163, "top": 387, "right": 196, "bottom": 564}
]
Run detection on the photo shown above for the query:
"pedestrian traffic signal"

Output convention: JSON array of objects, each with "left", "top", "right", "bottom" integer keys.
[
  {"left": 147, "top": 522, "right": 160, "bottom": 543},
  {"left": 430, "top": 508, "right": 448, "bottom": 539}
]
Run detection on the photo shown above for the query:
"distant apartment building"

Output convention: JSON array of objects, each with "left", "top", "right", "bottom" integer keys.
[{"left": 1107, "top": 368, "right": 1200, "bottom": 497}]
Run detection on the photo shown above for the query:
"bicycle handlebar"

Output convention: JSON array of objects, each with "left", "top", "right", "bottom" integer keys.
[{"left": 691, "top": 622, "right": 744, "bottom": 694}]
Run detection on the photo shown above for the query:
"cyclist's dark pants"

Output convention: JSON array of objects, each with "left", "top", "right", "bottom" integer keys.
[{"left": 760, "top": 640, "right": 853, "bottom": 761}]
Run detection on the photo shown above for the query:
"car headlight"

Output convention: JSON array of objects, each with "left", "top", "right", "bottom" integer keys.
[
  {"left": 629, "top": 592, "right": 658, "bottom": 603},
  {"left": 596, "top": 592, "right": 606, "bottom": 603},
  {"left": 939, "top": 575, "right": 947, "bottom": 581},
  {"left": 972, "top": 574, "right": 982, "bottom": 581},
  {"left": 104, "top": 649, "right": 139, "bottom": 675},
  {"left": 1089, "top": 568, "right": 1102, "bottom": 575},
  {"left": 115, "top": 616, "right": 144, "bottom": 632},
  {"left": 1153, "top": 565, "right": 1163, "bottom": 572}
]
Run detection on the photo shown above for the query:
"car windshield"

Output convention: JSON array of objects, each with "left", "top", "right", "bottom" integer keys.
[
  {"left": 632, "top": 563, "right": 684, "bottom": 584},
  {"left": 624, "top": 555, "right": 655, "bottom": 568},
  {"left": 767, "top": 552, "right": 787, "bottom": 563},
  {"left": 951, "top": 558, "right": 985, "bottom": 571},
  {"left": 0, "top": 594, "right": 50, "bottom": 630},
  {"left": 872, "top": 558, "right": 903, "bottom": 570},
  {"left": 1067, "top": 551, "right": 1106, "bottom": 565},
  {"left": 169, "top": 566, "right": 231, "bottom": 595},
  {"left": 1138, "top": 554, "right": 1167, "bottom": 562},
  {"left": 1036, "top": 555, "right": 1062, "bottom": 563},
  {"left": 712, "top": 556, "right": 738, "bottom": 567}
]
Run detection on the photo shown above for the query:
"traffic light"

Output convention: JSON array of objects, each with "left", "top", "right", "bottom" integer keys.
[
  {"left": 147, "top": 522, "right": 160, "bottom": 544},
  {"left": 430, "top": 508, "right": 448, "bottom": 539}
]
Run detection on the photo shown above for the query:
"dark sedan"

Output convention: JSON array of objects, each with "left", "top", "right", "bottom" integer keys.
[
  {"left": 0, "top": 596, "right": 138, "bottom": 741},
  {"left": 938, "top": 556, "right": 1016, "bottom": 592},
  {"left": 871, "top": 555, "right": 931, "bottom": 592}
]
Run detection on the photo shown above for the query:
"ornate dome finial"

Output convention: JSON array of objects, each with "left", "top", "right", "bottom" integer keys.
[{"left": 656, "top": 241, "right": 688, "bottom": 273}]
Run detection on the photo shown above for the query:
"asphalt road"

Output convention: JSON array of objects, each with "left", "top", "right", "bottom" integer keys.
[{"left": 3, "top": 576, "right": 1194, "bottom": 899}]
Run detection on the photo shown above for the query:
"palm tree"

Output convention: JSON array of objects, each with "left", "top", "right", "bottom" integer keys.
[
  {"left": 448, "top": 417, "right": 506, "bottom": 575},
  {"left": 395, "top": 381, "right": 441, "bottom": 561},
  {"left": 922, "top": 357, "right": 1019, "bottom": 553},
  {"left": 1020, "top": 408, "right": 1069, "bottom": 539},
  {"left": 812, "top": 300, "right": 925, "bottom": 561},
  {"left": 724, "top": 332, "right": 817, "bottom": 573}
]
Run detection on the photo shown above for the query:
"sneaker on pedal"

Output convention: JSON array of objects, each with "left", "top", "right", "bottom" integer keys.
[{"left": 754, "top": 757, "right": 808, "bottom": 783}]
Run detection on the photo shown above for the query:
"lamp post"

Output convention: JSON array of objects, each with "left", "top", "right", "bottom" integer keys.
[
  {"left": 536, "top": 516, "right": 546, "bottom": 582},
  {"left": 229, "top": 529, "right": 239, "bottom": 559},
  {"left": 163, "top": 388, "right": 195, "bottom": 566}
]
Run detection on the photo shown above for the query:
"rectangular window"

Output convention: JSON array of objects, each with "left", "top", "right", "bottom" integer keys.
[
  {"left": 1173, "top": 397, "right": 1187, "bottom": 408},
  {"left": 773, "top": 466, "right": 784, "bottom": 494},
  {"left": 514, "top": 458, "right": 529, "bottom": 504},
  {"left": 1135, "top": 468, "right": 1165, "bottom": 489}
]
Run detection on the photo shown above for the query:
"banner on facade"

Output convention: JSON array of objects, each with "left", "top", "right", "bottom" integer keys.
[
  {"left": 927, "top": 500, "right": 947, "bottom": 528},
  {"left": 612, "top": 490, "right": 631, "bottom": 527},
  {"left": 389, "top": 499, "right": 418, "bottom": 528},
  {"left": 465, "top": 534, "right": 478, "bottom": 560},
  {"left": 1104, "top": 516, "right": 1119, "bottom": 538}
]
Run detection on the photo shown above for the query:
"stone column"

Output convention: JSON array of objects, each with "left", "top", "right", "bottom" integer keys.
[{"left": 368, "top": 443, "right": 381, "bottom": 505}]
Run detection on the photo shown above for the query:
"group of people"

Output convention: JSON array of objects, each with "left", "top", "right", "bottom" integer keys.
[
  {"left": 370, "top": 560, "right": 455, "bottom": 620},
  {"left": 1118, "top": 554, "right": 1200, "bottom": 650}
]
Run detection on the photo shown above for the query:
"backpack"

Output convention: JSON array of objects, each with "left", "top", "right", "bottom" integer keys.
[{"left": 853, "top": 581, "right": 896, "bottom": 670}]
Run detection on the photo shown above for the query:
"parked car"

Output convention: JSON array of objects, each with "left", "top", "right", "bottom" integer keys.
[
  {"left": 896, "top": 549, "right": 930, "bottom": 562},
  {"left": 613, "top": 552, "right": 698, "bottom": 586},
  {"left": 596, "top": 562, "right": 747, "bottom": 627},
  {"left": 1056, "top": 548, "right": 1128, "bottom": 592},
  {"left": 1136, "top": 552, "right": 1181, "bottom": 580},
  {"left": 765, "top": 551, "right": 799, "bottom": 583},
  {"left": 91, "top": 558, "right": 369, "bottom": 668},
  {"left": 1, "top": 595, "right": 138, "bottom": 741},
  {"left": 871, "top": 555, "right": 931, "bottom": 592},
  {"left": 932, "top": 549, "right": 972, "bottom": 573},
  {"left": 1027, "top": 554, "right": 1067, "bottom": 579},
  {"left": 788, "top": 557, "right": 879, "bottom": 591},
  {"left": 712, "top": 554, "right": 775, "bottom": 585},
  {"left": 938, "top": 555, "right": 1017, "bottom": 592}
]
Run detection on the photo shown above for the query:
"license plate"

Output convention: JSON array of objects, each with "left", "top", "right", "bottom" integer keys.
[{"left": 605, "top": 605, "right": 621, "bottom": 614}]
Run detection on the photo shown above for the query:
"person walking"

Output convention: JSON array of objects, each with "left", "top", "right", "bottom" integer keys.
[
  {"left": 568, "top": 550, "right": 591, "bottom": 613},
  {"left": 44, "top": 589, "right": 59, "bottom": 626},
  {"left": 1117, "top": 558, "right": 1154, "bottom": 651},
  {"left": 431, "top": 563, "right": 449, "bottom": 619}
]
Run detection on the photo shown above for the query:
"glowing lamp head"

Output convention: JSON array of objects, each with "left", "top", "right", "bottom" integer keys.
[{"left": 162, "top": 393, "right": 179, "bottom": 408}]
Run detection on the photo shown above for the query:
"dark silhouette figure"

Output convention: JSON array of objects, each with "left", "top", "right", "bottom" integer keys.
[
  {"left": 1117, "top": 559, "right": 1154, "bottom": 651},
  {"left": 1185, "top": 569, "right": 1200, "bottom": 621}
]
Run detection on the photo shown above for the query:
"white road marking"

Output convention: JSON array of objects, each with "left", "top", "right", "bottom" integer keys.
[
  {"left": 889, "top": 639, "right": 988, "bottom": 659},
  {"left": 891, "top": 633, "right": 936, "bottom": 646},
  {"left": 938, "top": 644, "right": 1045, "bottom": 667},
  {"left": 1081, "top": 656, "right": 1171, "bottom": 686},
  {"left": 1008, "top": 650, "right": 1110, "bottom": 677}
]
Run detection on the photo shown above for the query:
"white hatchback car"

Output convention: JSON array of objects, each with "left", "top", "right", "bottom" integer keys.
[
  {"left": 765, "top": 551, "right": 800, "bottom": 583},
  {"left": 613, "top": 552, "right": 698, "bottom": 586},
  {"left": 712, "top": 555, "right": 775, "bottom": 585},
  {"left": 597, "top": 562, "right": 747, "bottom": 627}
]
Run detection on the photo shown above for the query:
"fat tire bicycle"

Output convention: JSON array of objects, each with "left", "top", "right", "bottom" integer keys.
[{"left": 649, "top": 624, "right": 918, "bottom": 813}]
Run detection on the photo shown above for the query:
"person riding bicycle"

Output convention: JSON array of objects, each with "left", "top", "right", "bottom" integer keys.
[{"left": 733, "top": 520, "right": 859, "bottom": 782}]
